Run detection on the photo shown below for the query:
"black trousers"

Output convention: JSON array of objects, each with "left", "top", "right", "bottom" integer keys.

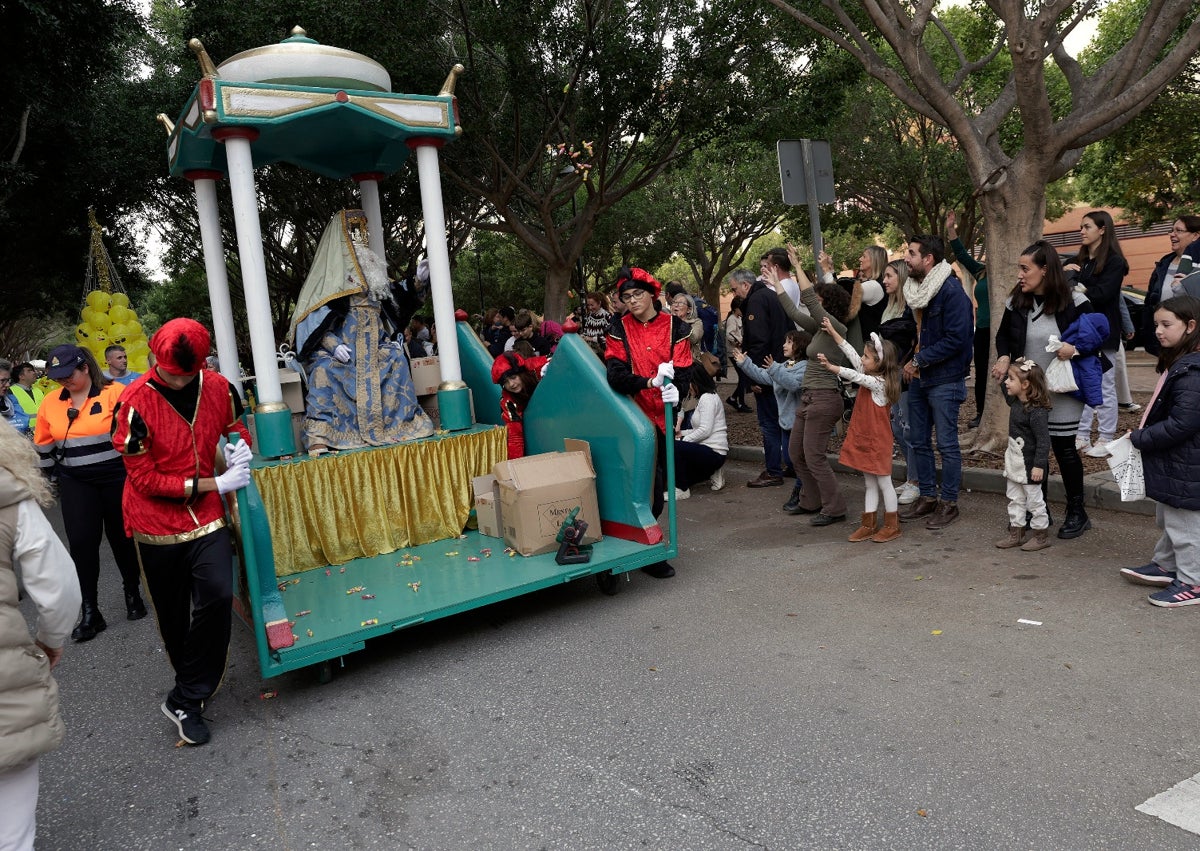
[
  {"left": 1042, "top": 435, "right": 1085, "bottom": 504},
  {"left": 57, "top": 467, "right": 140, "bottom": 606},
  {"left": 136, "top": 530, "right": 234, "bottom": 710},
  {"left": 973, "top": 327, "right": 990, "bottom": 414}
]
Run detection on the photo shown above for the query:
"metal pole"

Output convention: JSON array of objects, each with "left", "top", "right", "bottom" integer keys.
[
  {"left": 187, "top": 171, "right": 241, "bottom": 392},
  {"left": 801, "top": 139, "right": 823, "bottom": 280},
  {"left": 411, "top": 142, "right": 461, "bottom": 383}
]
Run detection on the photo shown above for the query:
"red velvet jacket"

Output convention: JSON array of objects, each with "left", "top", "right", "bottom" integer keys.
[
  {"left": 112, "top": 370, "right": 251, "bottom": 543},
  {"left": 604, "top": 308, "right": 694, "bottom": 432}
]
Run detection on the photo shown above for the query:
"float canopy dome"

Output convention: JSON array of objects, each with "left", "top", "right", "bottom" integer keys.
[{"left": 166, "top": 27, "right": 459, "bottom": 180}]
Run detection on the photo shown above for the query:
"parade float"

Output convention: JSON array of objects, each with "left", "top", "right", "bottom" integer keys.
[
  {"left": 76, "top": 209, "right": 151, "bottom": 373},
  {"left": 161, "top": 27, "right": 680, "bottom": 681}
]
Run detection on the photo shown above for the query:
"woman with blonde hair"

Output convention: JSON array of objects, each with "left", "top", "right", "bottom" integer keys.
[{"left": 0, "top": 420, "right": 81, "bottom": 850}]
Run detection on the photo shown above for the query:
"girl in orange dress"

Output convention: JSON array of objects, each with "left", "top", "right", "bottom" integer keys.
[{"left": 817, "top": 319, "right": 902, "bottom": 542}]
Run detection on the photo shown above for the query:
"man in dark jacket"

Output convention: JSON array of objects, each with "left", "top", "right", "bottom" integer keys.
[
  {"left": 728, "top": 269, "right": 791, "bottom": 487},
  {"left": 897, "top": 235, "right": 974, "bottom": 529}
]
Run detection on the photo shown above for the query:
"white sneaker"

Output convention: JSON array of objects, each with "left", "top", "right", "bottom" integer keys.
[
  {"left": 673, "top": 488, "right": 691, "bottom": 500},
  {"left": 1075, "top": 435, "right": 1092, "bottom": 452},
  {"left": 709, "top": 469, "right": 725, "bottom": 492},
  {"left": 1085, "top": 442, "right": 1111, "bottom": 458},
  {"left": 897, "top": 482, "right": 920, "bottom": 505}
]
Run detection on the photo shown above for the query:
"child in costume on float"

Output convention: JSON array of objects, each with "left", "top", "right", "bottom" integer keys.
[
  {"left": 995, "top": 358, "right": 1053, "bottom": 551},
  {"left": 491, "top": 351, "right": 548, "bottom": 459},
  {"left": 1120, "top": 296, "right": 1200, "bottom": 607},
  {"left": 816, "top": 320, "right": 902, "bottom": 542}
]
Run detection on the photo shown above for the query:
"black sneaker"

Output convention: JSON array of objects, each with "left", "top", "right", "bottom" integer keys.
[
  {"left": 640, "top": 561, "right": 675, "bottom": 579},
  {"left": 161, "top": 697, "right": 211, "bottom": 745}
]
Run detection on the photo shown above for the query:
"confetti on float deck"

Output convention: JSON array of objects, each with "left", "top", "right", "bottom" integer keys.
[
  {"left": 346, "top": 585, "right": 365, "bottom": 595},
  {"left": 361, "top": 618, "right": 378, "bottom": 626}
]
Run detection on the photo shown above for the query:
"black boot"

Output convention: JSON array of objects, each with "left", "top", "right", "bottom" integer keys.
[
  {"left": 1057, "top": 495, "right": 1091, "bottom": 539},
  {"left": 125, "top": 588, "right": 148, "bottom": 621},
  {"left": 71, "top": 601, "right": 108, "bottom": 642},
  {"left": 782, "top": 483, "right": 802, "bottom": 512}
]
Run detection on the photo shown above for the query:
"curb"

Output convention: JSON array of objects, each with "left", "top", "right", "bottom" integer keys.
[{"left": 725, "top": 445, "right": 1154, "bottom": 517}]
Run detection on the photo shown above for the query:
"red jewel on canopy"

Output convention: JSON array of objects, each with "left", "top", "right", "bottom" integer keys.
[{"left": 335, "top": 91, "right": 349, "bottom": 103}]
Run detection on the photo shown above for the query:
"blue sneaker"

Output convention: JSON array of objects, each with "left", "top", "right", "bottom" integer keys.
[
  {"left": 1148, "top": 580, "right": 1200, "bottom": 608},
  {"left": 1120, "top": 563, "right": 1176, "bottom": 587}
]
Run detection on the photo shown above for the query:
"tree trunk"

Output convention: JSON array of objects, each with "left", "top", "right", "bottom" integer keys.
[
  {"left": 969, "top": 179, "right": 1047, "bottom": 455},
  {"left": 542, "top": 264, "right": 575, "bottom": 322}
]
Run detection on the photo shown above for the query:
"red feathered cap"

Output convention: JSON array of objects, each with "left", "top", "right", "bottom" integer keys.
[
  {"left": 491, "top": 352, "right": 527, "bottom": 384},
  {"left": 150, "top": 318, "right": 211, "bottom": 376},
  {"left": 614, "top": 266, "right": 661, "bottom": 300}
]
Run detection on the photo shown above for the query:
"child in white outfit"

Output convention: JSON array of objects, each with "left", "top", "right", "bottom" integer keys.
[{"left": 996, "top": 358, "right": 1053, "bottom": 551}]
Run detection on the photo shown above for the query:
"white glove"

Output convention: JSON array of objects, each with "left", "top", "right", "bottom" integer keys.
[
  {"left": 215, "top": 462, "right": 251, "bottom": 495},
  {"left": 333, "top": 344, "right": 352, "bottom": 363},
  {"left": 650, "top": 362, "right": 675, "bottom": 388},
  {"left": 540, "top": 360, "right": 550, "bottom": 378},
  {"left": 223, "top": 440, "right": 253, "bottom": 468},
  {"left": 660, "top": 383, "right": 680, "bottom": 405}
]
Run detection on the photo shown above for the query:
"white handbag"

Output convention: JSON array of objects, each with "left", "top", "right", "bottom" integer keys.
[{"left": 1104, "top": 434, "right": 1145, "bottom": 502}]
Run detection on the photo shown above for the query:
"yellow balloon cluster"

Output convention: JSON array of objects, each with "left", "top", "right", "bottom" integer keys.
[{"left": 77, "top": 291, "right": 150, "bottom": 372}]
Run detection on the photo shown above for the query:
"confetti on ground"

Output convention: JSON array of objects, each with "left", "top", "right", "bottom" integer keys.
[
  {"left": 260, "top": 689, "right": 277, "bottom": 700},
  {"left": 361, "top": 594, "right": 375, "bottom": 600},
  {"left": 325, "top": 569, "right": 331, "bottom": 576},
  {"left": 917, "top": 809, "right": 928, "bottom": 818},
  {"left": 175, "top": 739, "right": 187, "bottom": 748},
  {"left": 444, "top": 551, "right": 459, "bottom": 557},
  {"left": 480, "top": 548, "right": 492, "bottom": 558},
  {"left": 306, "top": 628, "right": 313, "bottom": 637},
  {"left": 1017, "top": 618, "right": 1043, "bottom": 626},
  {"left": 345, "top": 585, "right": 365, "bottom": 595},
  {"left": 408, "top": 581, "right": 421, "bottom": 592},
  {"left": 276, "top": 583, "right": 288, "bottom": 592},
  {"left": 467, "top": 556, "right": 480, "bottom": 562},
  {"left": 361, "top": 618, "right": 378, "bottom": 626},
  {"left": 339, "top": 567, "right": 346, "bottom": 574},
  {"left": 289, "top": 578, "right": 300, "bottom": 585},
  {"left": 931, "top": 630, "right": 943, "bottom": 635},
  {"left": 295, "top": 610, "right": 311, "bottom": 617}
]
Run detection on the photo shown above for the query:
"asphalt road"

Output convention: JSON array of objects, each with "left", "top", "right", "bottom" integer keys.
[{"left": 29, "top": 461, "right": 1200, "bottom": 850}]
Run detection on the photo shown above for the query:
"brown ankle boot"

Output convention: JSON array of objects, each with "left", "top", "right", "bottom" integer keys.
[
  {"left": 994, "top": 525, "right": 1026, "bottom": 549},
  {"left": 847, "top": 512, "right": 878, "bottom": 542},
  {"left": 871, "top": 512, "right": 901, "bottom": 542},
  {"left": 1020, "top": 528, "right": 1051, "bottom": 551}
]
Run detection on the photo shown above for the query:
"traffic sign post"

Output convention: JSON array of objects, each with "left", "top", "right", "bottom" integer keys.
[{"left": 777, "top": 139, "right": 835, "bottom": 278}]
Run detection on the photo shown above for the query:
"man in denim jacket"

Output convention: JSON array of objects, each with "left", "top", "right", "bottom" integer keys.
[{"left": 897, "top": 235, "right": 974, "bottom": 529}]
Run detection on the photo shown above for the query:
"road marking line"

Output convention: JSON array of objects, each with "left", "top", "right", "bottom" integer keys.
[{"left": 1136, "top": 772, "right": 1200, "bottom": 835}]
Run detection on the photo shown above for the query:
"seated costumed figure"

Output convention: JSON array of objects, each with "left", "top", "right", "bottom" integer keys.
[{"left": 288, "top": 210, "right": 434, "bottom": 452}]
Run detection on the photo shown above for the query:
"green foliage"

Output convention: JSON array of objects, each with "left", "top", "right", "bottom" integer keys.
[
  {"left": 0, "top": 0, "right": 155, "bottom": 321},
  {"left": 1073, "top": 0, "right": 1200, "bottom": 224}
]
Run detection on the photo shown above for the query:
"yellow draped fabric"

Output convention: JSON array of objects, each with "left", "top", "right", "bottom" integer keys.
[{"left": 253, "top": 426, "right": 505, "bottom": 576}]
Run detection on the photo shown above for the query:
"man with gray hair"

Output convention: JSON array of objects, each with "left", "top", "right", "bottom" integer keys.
[{"left": 728, "top": 269, "right": 792, "bottom": 489}]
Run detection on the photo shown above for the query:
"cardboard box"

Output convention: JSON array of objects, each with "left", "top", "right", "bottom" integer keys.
[
  {"left": 410, "top": 356, "right": 441, "bottom": 396},
  {"left": 492, "top": 446, "right": 601, "bottom": 556},
  {"left": 472, "top": 474, "right": 502, "bottom": 538}
]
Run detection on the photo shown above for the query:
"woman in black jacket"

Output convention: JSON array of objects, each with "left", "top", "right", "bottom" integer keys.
[
  {"left": 1142, "top": 215, "right": 1200, "bottom": 354},
  {"left": 1064, "top": 211, "right": 1128, "bottom": 457}
]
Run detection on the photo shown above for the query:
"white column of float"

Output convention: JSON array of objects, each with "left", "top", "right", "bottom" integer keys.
[
  {"left": 213, "top": 129, "right": 282, "bottom": 405},
  {"left": 187, "top": 171, "right": 241, "bottom": 392},
  {"left": 410, "top": 142, "right": 461, "bottom": 383},
  {"left": 355, "top": 173, "right": 387, "bottom": 261}
]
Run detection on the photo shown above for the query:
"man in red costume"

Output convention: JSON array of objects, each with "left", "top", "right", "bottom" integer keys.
[
  {"left": 604, "top": 267, "right": 693, "bottom": 578},
  {"left": 112, "top": 318, "right": 252, "bottom": 746}
]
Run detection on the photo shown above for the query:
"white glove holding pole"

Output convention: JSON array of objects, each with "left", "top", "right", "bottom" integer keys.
[
  {"left": 540, "top": 360, "right": 550, "bottom": 378},
  {"left": 333, "top": 344, "right": 352, "bottom": 363},
  {"left": 223, "top": 440, "right": 253, "bottom": 469},
  {"left": 660, "top": 383, "right": 680, "bottom": 405},
  {"left": 650, "top": 362, "right": 675, "bottom": 388},
  {"left": 215, "top": 462, "right": 251, "bottom": 495}
]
